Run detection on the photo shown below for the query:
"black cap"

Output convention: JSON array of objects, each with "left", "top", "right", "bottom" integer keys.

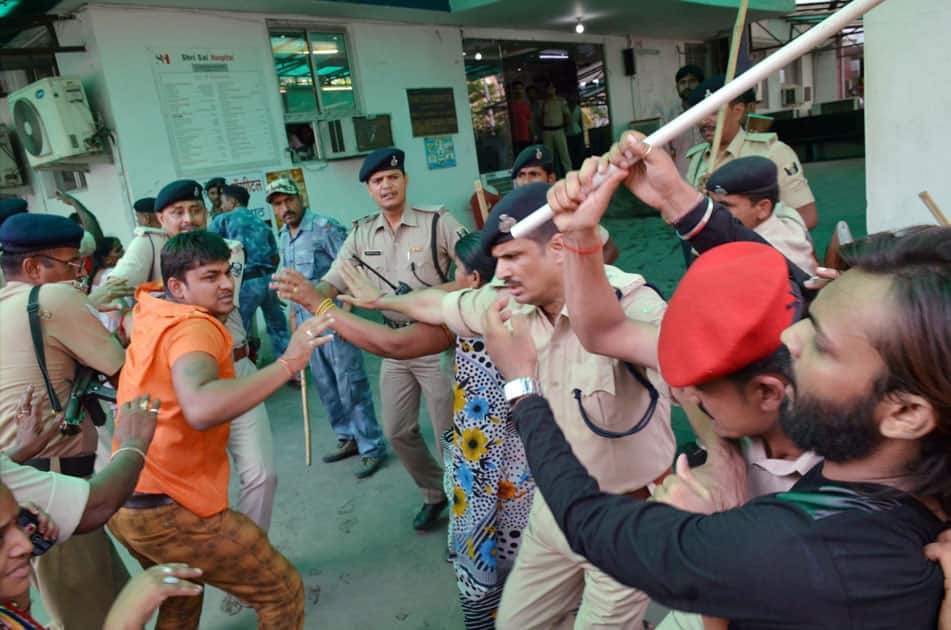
[
  {"left": 511, "top": 144, "right": 553, "bottom": 178},
  {"left": 359, "top": 147, "right": 405, "bottom": 183},
  {"left": 480, "top": 182, "right": 550, "bottom": 255},
  {"left": 155, "top": 180, "right": 204, "bottom": 213},
  {"left": 221, "top": 184, "right": 250, "bottom": 208},
  {"left": 204, "top": 177, "right": 226, "bottom": 191},
  {"left": 0, "top": 213, "right": 84, "bottom": 254},
  {"left": 133, "top": 197, "right": 156, "bottom": 214},
  {"left": 685, "top": 75, "right": 756, "bottom": 108},
  {"left": 706, "top": 156, "right": 779, "bottom": 198},
  {"left": 0, "top": 198, "right": 28, "bottom": 227}
]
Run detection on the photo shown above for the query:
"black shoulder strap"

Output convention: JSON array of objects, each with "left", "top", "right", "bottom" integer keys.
[
  {"left": 430, "top": 212, "right": 450, "bottom": 283},
  {"left": 27, "top": 286, "right": 63, "bottom": 411},
  {"left": 147, "top": 233, "right": 157, "bottom": 283}
]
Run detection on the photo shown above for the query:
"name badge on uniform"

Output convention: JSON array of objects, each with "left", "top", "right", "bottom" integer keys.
[
  {"left": 409, "top": 246, "right": 423, "bottom": 253},
  {"left": 363, "top": 250, "right": 383, "bottom": 256}
]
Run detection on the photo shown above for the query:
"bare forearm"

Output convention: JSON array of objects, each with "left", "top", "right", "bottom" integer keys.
[
  {"left": 563, "top": 229, "right": 658, "bottom": 368},
  {"left": 181, "top": 362, "right": 289, "bottom": 430},
  {"left": 76, "top": 451, "right": 144, "bottom": 533},
  {"left": 376, "top": 288, "right": 448, "bottom": 325},
  {"left": 331, "top": 309, "right": 452, "bottom": 359}
]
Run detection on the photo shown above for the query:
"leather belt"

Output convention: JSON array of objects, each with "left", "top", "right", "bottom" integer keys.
[
  {"left": 383, "top": 317, "right": 413, "bottom": 330},
  {"left": 232, "top": 341, "right": 250, "bottom": 363},
  {"left": 123, "top": 493, "right": 174, "bottom": 510},
  {"left": 26, "top": 454, "right": 96, "bottom": 478},
  {"left": 543, "top": 124, "right": 565, "bottom": 131}
]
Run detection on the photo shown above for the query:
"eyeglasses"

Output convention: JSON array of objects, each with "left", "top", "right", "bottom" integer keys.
[{"left": 34, "top": 254, "right": 85, "bottom": 272}]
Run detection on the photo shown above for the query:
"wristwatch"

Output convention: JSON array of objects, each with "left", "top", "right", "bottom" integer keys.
[{"left": 503, "top": 377, "right": 542, "bottom": 404}]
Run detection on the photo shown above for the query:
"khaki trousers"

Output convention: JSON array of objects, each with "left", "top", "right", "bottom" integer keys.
[
  {"left": 380, "top": 354, "right": 453, "bottom": 503},
  {"left": 230, "top": 356, "right": 277, "bottom": 531},
  {"left": 32, "top": 527, "right": 130, "bottom": 630},
  {"left": 496, "top": 494, "right": 649, "bottom": 630},
  {"left": 109, "top": 503, "right": 304, "bottom": 630}
]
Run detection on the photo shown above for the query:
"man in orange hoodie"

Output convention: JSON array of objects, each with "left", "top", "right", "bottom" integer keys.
[{"left": 108, "top": 230, "right": 332, "bottom": 629}]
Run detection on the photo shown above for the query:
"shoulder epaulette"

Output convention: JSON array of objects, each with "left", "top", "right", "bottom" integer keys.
[
  {"left": 133, "top": 226, "right": 166, "bottom": 238},
  {"left": 745, "top": 132, "right": 777, "bottom": 144},
  {"left": 685, "top": 142, "right": 709, "bottom": 158}
]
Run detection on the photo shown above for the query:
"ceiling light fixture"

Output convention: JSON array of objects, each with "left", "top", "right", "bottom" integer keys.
[
  {"left": 575, "top": 18, "right": 585, "bottom": 34},
  {"left": 474, "top": 52, "right": 483, "bottom": 61}
]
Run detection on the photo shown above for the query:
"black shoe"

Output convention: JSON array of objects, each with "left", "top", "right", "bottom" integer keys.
[
  {"left": 412, "top": 499, "right": 448, "bottom": 531},
  {"left": 322, "top": 439, "right": 358, "bottom": 463},
  {"left": 355, "top": 455, "right": 385, "bottom": 479}
]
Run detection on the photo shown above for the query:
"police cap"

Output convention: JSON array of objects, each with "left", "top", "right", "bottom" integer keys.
[
  {"left": 359, "top": 147, "right": 405, "bottom": 183},
  {"left": 511, "top": 144, "right": 553, "bottom": 179},
  {"left": 155, "top": 180, "right": 204, "bottom": 213},
  {"left": 0, "top": 213, "right": 84, "bottom": 254},
  {"left": 0, "top": 198, "right": 28, "bottom": 227},
  {"left": 685, "top": 75, "right": 756, "bottom": 108},
  {"left": 480, "top": 182, "right": 550, "bottom": 255},
  {"left": 133, "top": 197, "right": 156, "bottom": 214},
  {"left": 706, "top": 156, "right": 779, "bottom": 199}
]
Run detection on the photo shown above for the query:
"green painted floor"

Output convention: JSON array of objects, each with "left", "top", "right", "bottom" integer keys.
[{"left": 35, "top": 158, "right": 866, "bottom": 629}]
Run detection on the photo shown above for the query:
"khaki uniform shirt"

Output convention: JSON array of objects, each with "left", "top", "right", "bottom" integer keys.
[
  {"left": 0, "top": 281, "right": 125, "bottom": 456},
  {"left": 1, "top": 453, "right": 89, "bottom": 541},
  {"left": 323, "top": 204, "right": 467, "bottom": 324},
  {"left": 754, "top": 202, "right": 818, "bottom": 275},
  {"left": 111, "top": 229, "right": 248, "bottom": 346},
  {"left": 686, "top": 128, "right": 816, "bottom": 210},
  {"left": 440, "top": 266, "right": 675, "bottom": 493},
  {"left": 741, "top": 436, "right": 823, "bottom": 498}
]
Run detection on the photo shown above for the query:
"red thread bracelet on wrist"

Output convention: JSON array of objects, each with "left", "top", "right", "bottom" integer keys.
[
  {"left": 276, "top": 358, "right": 294, "bottom": 378},
  {"left": 562, "top": 241, "right": 603, "bottom": 255}
]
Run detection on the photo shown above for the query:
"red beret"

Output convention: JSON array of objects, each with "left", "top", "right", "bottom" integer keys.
[{"left": 658, "top": 242, "right": 798, "bottom": 387}]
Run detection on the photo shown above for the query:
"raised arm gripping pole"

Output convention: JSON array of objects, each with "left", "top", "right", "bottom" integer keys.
[{"left": 510, "top": 0, "right": 885, "bottom": 239}]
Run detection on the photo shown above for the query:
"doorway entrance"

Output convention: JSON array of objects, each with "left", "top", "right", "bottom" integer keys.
[{"left": 463, "top": 38, "right": 611, "bottom": 189}]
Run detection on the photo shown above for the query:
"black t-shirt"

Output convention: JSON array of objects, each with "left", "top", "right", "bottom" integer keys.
[{"left": 514, "top": 394, "right": 947, "bottom": 629}]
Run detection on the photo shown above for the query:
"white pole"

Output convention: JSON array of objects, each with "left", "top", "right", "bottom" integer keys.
[{"left": 510, "top": 0, "right": 885, "bottom": 238}]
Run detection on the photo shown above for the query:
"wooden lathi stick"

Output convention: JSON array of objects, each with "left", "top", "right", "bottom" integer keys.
[
  {"left": 474, "top": 179, "right": 490, "bottom": 223},
  {"left": 707, "top": 0, "right": 751, "bottom": 178},
  {"left": 918, "top": 191, "right": 949, "bottom": 226},
  {"left": 288, "top": 308, "right": 312, "bottom": 466}
]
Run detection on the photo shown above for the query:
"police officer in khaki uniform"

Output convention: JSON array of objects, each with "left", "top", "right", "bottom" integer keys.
[
  {"left": 316, "top": 147, "right": 466, "bottom": 530},
  {"left": 0, "top": 213, "right": 129, "bottom": 630},
  {"left": 684, "top": 75, "right": 819, "bottom": 230}
]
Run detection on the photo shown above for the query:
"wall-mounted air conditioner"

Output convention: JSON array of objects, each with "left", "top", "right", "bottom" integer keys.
[
  {"left": 8, "top": 77, "right": 101, "bottom": 168},
  {"left": 0, "top": 125, "right": 24, "bottom": 188},
  {"left": 315, "top": 114, "right": 393, "bottom": 160}
]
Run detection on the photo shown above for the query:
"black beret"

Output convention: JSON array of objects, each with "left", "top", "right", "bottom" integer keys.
[
  {"left": 685, "top": 75, "right": 756, "bottom": 108},
  {"left": 0, "top": 213, "right": 84, "bottom": 254},
  {"left": 155, "top": 180, "right": 204, "bottom": 213},
  {"left": 133, "top": 196, "right": 156, "bottom": 214},
  {"left": 480, "top": 182, "right": 550, "bottom": 255},
  {"left": 204, "top": 177, "right": 226, "bottom": 191},
  {"left": 511, "top": 144, "right": 553, "bottom": 178},
  {"left": 0, "top": 198, "right": 28, "bottom": 227},
  {"left": 706, "top": 156, "right": 779, "bottom": 198},
  {"left": 221, "top": 184, "right": 250, "bottom": 208},
  {"left": 359, "top": 147, "right": 405, "bottom": 183}
]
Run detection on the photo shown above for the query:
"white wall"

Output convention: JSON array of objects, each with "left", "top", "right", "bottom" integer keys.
[
  {"left": 864, "top": 0, "right": 950, "bottom": 232},
  {"left": 8, "top": 6, "right": 682, "bottom": 241},
  {"left": 813, "top": 48, "right": 839, "bottom": 104}
]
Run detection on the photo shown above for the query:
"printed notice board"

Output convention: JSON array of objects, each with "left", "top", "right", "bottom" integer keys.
[{"left": 406, "top": 88, "right": 458, "bottom": 137}]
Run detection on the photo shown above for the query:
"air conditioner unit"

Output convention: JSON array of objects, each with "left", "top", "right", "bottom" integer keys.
[
  {"left": 8, "top": 77, "right": 101, "bottom": 168},
  {"left": 315, "top": 114, "right": 392, "bottom": 160},
  {"left": 780, "top": 85, "right": 802, "bottom": 108},
  {"left": 0, "top": 125, "right": 24, "bottom": 188}
]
